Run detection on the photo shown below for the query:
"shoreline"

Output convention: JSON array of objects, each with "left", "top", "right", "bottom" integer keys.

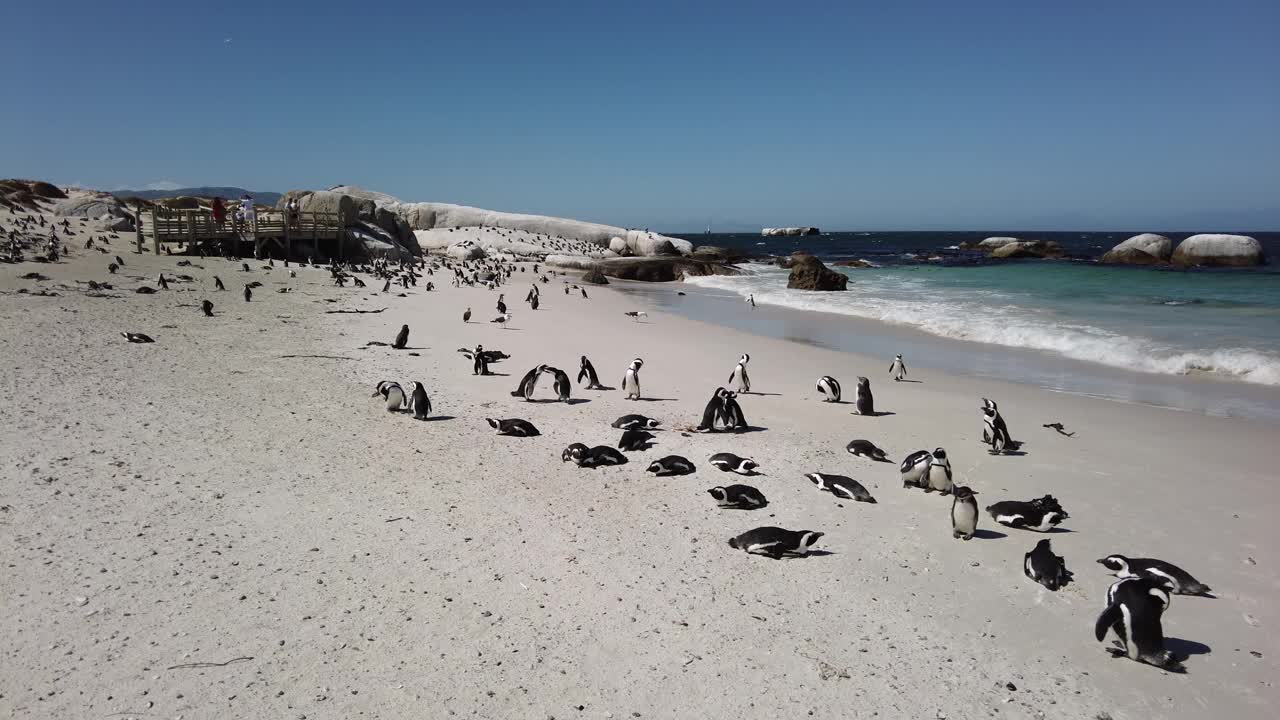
[
  {"left": 3, "top": 210, "right": 1277, "bottom": 718},
  {"left": 614, "top": 274, "right": 1280, "bottom": 424}
]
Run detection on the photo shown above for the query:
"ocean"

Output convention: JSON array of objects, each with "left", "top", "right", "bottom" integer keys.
[{"left": 648, "top": 231, "right": 1280, "bottom": 421}]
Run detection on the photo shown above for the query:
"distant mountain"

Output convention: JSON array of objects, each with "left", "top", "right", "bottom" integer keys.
[{"left": 111, "top": 187, "right": 283, "bottom": 206}]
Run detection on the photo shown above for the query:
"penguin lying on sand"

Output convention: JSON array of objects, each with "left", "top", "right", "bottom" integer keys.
[
  {"left": 987, "top": 495, "right": 1068, "bottom": 532},
  {"left": 816, "top": 375, "right": 841, "bottom": 402},
  {"left": 728, "top": 527, "right": 824, "bottom": 559},
  {"left": 845, "top": 439, "right": 889, "bottom": 462},
  {"left": 612, "top": 414, "right": 659, "bottom": 430},
  {"left": 617, "top": 429, "right": 655, "bottom": 451},
  {"left": 1024, "top": 538, "right": 1072, "bottom": 590},
  {"left": 709, "top": 452, "right": 758, "bottom": 475},
  {"left": 562, "top": 443, "right": 628, "bottom": 468},
  {"left": 646, "top": 455, "right": 696, "bottom": 476},
  {"left": 486, "top": 418, "right": 539, "bottom": 437},
  {"left": 373, "top": 381, "right": 405, "bottom": 411},
  {"left": 708, "top": 485, "right": 767, "bottom": 509},
  {"left": 1096, "top": 555, "right": 1211, "bottom": 596},
  {"left": 806, "top": 472, "right": 876, "bottom": 503}
]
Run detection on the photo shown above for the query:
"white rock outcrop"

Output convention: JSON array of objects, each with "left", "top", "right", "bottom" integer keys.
[
  {"left": 978, "top": 236, "right": 1020, "bottom": 249},
  {"left": 1101, "top": 233, "right": 1173, "bottom": 264},
  {"left": 1171, "top": 234, "right": 1265, "bottom": 267},
  {"left": 762, "top": 227, "right": 820, "bottom": 236},
  {"left": 55, "top": 193, "right": 132, "bottom": 221}
]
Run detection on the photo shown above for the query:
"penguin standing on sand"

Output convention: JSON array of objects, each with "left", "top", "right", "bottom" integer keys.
[
  {"left": 747, "top": 294, "right": 756, "bottom": 309},
  {"left": 542, "top": 366, "right": 572, "bottom": 402},
  {"left": 469, "top": 345, "right": 490, "bottom": 375},
  {"left": 728, "top": 353, "right": 751, "bottom": 393},
  {"left": 852, "top": 377, "right": 874, "bottom": 415},
  {"left": 924, "top": 447, "right": 954, "bottom": 494},
  {"left": 214, "top": 276, "right": 225, "bottom": 290},
  {"left": 373, "top": 381, "right": 406, "bottom": 412},
  {"left": 981, "top": 398, "right": 1014, "bottom": 454},
  {"left": 512, "top": 364, "right": 547, "bottom": 400},
  {"left": 393, "top": 324, "right": 409, "bottom": 350},
  {"left": 1095, "top": 576, "right": 1183, "bottom": 670},
  {"left": 951, "top": 486, "right": 979, "bottom": 540},
  {"left": 618, "top": 428, "right": 656, "bottom": 451},
  {"left": 409, "top": 381, "right": 431, "bottom": 420},
  {"left": 622, "top": 358, "right": 643, "bottom": 400},
  {"left": 463, "top": 307, "right": 471, "bottom": 323},
  {"left": 889, "top": 354, "right": 907, "bottom": 381},
  {"left": 816, "top": 375, "right": 841, "bottom": 402},
  {"left": 578, "top": 356, "right": 604, "bottom": 389},
  {"left": 200, "top": 300, "right": 214, "bottom": 317},
  {"left": 243, "top": 284, "right": 252, "bottom": 302},
  {"left": 496, "top": 294, "right": 506, "bottom": 314}
]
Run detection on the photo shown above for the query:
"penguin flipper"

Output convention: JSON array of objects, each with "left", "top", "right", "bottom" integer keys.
[{"left": 1095, "top": 604, "right": 1122, "bottom": 642}]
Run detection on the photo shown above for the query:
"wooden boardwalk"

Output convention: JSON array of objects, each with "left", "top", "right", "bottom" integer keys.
[{"left": 139, "top": 206, "right": 346, "bottom": 259}]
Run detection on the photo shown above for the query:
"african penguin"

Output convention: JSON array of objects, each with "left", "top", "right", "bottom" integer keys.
[
  {"left": 243, "top": 284, "right": 252, "bottom": 302},
  {"left": 806, "top": 473, "right": 877, "bottom": 503},
  {"left": 816, "top": 375, "right": 841, "bottom": 402},
  {"left": 409, "top": 381, "right": 431, "bottom": 420},
  {"left": 1024, "top": 538, "right": 1072, "bottom": 591},
  {"left": 708, "top": 485, "right": 767, "bottom": 509},
  {"left": 981, "top": 398, "right": 1015, "bottom": 454},
  {"left": 924, "top": 448, "right": 954, "bottom": 494},
  {"left": 393, "top": 324, "right": 409, "bottom": 350},
  {"left": 617, "top": 428, "right": 656, "bottom": 452},
  {"left": 200, "top": 300, "right": 214, "bottom": 317},
  {"left": 950, "top": 486, "right": 980, "bottom": 540},
  {"left": 1095, "top": 576, "right": 1183, "bottom": 670},
  {"left": 728, "top": 527, "right": 824, "bottom": 559},
  {"left": 845, "top": 439, "right": 889, "bottom": 462},
  {"left": 577, "top": 355, "right": 604, "bottom": 389},
  {"left": 646, "top": 455, "right": 696, "bottom": 476},
  {"left": 373, "top": 381, "right": 405, "bottom": 412},
  {"left": 542, "top": 366, "right": 572, "bottom": 402},
  {"left": 486, "top": 418, "right": 540, "bottom": 437},
  {"left": 611, "top": 414, "right": 660, "bottom": 430},
  {"left": 728, "top": 353, "right": 751, "bottom": 393},
  {"left": 121, "top": 332, "right": 155, "bottom": 344},
  {"left": 563, "top": 444, "right": 628, "bottom": 468},
  {"left": 889, "top": 354, "right": 906, "bottom": 381},
  {"left": 622, "top": 358, "right": 643, "bottom": 400},
  {"left": 1096, "top": 555, "right": 1211, "bottom": 596},
  {"left": 511, "top": 364, "right": 547, "bottom": 400},
  {"left": 709, "top": 453, "right": 758, "bottom": 475},
  {"left": 987, "top": 496, "right": 1069, "bottom": 532},
  {"left": 852, "top": 377, "right": 874, "bottom": 415},
  {"left": 899, "top": 449, "right": 932, "bottom": 489}
]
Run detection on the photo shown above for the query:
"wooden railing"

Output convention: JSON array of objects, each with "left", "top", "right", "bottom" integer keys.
[{"left": 142, "top": 206, "right": 343, "bottom": 256}]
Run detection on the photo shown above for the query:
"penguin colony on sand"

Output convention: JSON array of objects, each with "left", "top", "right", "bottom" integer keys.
[
  {"left": 106, "top": 240, "right": 1211, "bottom": 677},
  {"left": 373, "top": 323, "right": 1212, "bottom": 674}
]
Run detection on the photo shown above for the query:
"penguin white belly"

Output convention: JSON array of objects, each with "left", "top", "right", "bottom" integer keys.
[
  {"left": 953, "top": 502, "right": 978, "bottom": 534},
  {"left": 385, "top": 389, "right": 405, "bottom": 411},
  {"left": 927, "top": 466, "right": 952, "bottom": 492},
  {"left": 1027, "top": 512, "right": 1060, "bottom": 532}
]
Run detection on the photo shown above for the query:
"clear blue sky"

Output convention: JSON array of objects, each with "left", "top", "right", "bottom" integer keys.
[{"left": 5, "top": 0, "right": 1278, "bottom": 231}]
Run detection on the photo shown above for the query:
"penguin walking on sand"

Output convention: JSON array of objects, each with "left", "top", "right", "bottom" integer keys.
[
  {"left": 463, "top": 307, "right": 471, "bottom": 323},
  {"left": 243, "top": 284, "right": 252, "bottom": 302},
  {"left": 728, "top": 527, "right": 824, "bottom": 559},
  {"left": 373, "top": 381, "right": 406, "bottom": 412},
  {"left": 409, "top": 381, "right": 431, "bottom": 420},
  {"left": 467, "top": 345, "right": 490, "bottom": 375},
  {"left": 889, "top": 354, "right": 907, "bottom": 381},
  {"left": 214, "top": 276, "right": 225, "bottom": 291},
  {"left": 951, "top": 486, "right": 980, "bottom": 540},
  {"left": 1095, "top": 576, "right": 1183, "bottom": 670},
  {"left": 622, "top": 358, "right": 643, "bottom": 400},
  {"left": 542, "top": 366, "right": 572, "bottom": 402},
  {"left": 512, "top": 364, "right": 547, "bottom": 400},
  {"left": 924, "top": 447, "right": 954, "bottom": 494},
  {"left": 496, "top": 294, "right": 506, "bottom": 314},
  {"left": 157, "top": 273, "right": 169, "bottom": 290},
  {"left": 393, "top": 324, "right": 409, "bottom": 350},
  {"left": 581, "top": 287, "right": 588, "bottom": 299},
  {"left": 1025, "top": 538, "right": 1072, "bottom": 590},
  {"left": 747, "top": 294, "right": 756, "bottom": 309},
  {"left": 1096, "top": 555, "right": 1211, "bottom": 596},
  {"left": 708, "top": 485, "right": 767, "bottom": 509},
  {"left": 577, "top": 356, "right": 604, "bottom": 389},
  {"left": 816, "top": 375, "right": 841, "bottom": 402},
  {"left": 852, "top": 377, "right": 875, "bottom": 415},
  {"left": 728, "top": 353, "right": 751, "bottom": 393},
  {"left": 200, "top": 300, "right": 214, "bottom": 317}
]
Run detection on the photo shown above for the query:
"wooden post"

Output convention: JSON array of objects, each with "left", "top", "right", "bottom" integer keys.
[
  {"left": 185, "top": 210, "right": 196, "bottom": 253},
  {"left": 284, "top": 209, "right": 292, "bottom": 261},
  {"left": 134, "top": 206, "right": 143, "bottom": 254},
  {"left": 155, "top": 209, "right": 166, "bottom": 255}
]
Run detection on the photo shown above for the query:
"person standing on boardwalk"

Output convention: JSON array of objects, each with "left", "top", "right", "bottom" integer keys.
[
  {"left": 240, "top": 194, "right": 255, "bottom": 229},
  {"left": 211, "top": 197, "right": 227, "bottom": 228}
]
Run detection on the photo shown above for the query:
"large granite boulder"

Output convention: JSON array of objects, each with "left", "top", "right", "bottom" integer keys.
[
  {"left": 447, "top": 241, "right": 485, "bottom": 261},
  {"left": 1101, "top": 233, "right": 1173, "bottom": 265},
  {"left": 762, "top": 227, "right": 820, "bottom": 236},
  {"left": 978, "top": 236, "right": 1020, "bottom": 249},
  {"left": 298, "top": 190, "right": 357, "bottom": 225},
  {"left": 1171, "top": 234, "right": 1265, "bottom": 267},
  {"left": 609, "top": 236, "right": 630, "bottom": 256},
  {"left": 55, "top": 193, "right": 132, "bottom": 222},
  {"left": 989, "top": 240, "right": 1063, "bottom": 259},
  {"left": 691, "top": 245, "right": 747, "bottom": 263},
  {"left": 786, "top": 253, "right": 848, "bottom": 291},
  {"left": 581, "top": 268, "right": 609, "bottom": 285}
]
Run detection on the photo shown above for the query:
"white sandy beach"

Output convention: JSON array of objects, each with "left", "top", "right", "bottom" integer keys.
[{"left": 2, "top": 204, "right": 1277, "bottom": 720}]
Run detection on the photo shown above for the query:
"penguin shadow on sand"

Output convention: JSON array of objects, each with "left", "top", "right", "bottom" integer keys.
[
  {"left": 854, "top": 410, "right": 896, "bottom": 417},
  {"left": 1163, "top": 637, "right": 1212, "bottom": 665},
  {"left": 528, "top": 397, "right": 591, "bottom": 405},
  {"left": 971, "top": 528, "right": 1008, "bottom": 540}
]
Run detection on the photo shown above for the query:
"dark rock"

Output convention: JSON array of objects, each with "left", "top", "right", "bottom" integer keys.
[
  {"left": 833, "top": 259, "right": 875, "bottom": 268},
  {"left": 597, "top": 257, "right": 739, "bottom": 283},
  {"left": 786, "top": 254, "right": 847, "bottom": 291},
  {"left": 581, "top": 268, "right": 609, "bottom": 285},
  {"left": 161, "top": 196, "right": 202, "bottom": 210},
  {"left": 988, "top": 240, "right": 1063, "bottom": 259},
  {"left": 29, "top": 181, "right": 66, "bottom": 199},
  {"left": 692, "top": 245, "right": 747, "bottom": 263}
]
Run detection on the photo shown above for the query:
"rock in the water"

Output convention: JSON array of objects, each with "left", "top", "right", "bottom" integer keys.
[
  {"left": 978, "top": 236, "right": 1020, "bottom": 249},
  {"left": 786, "top": 253, "right": 848, "bottom": 291},
  {"left": 989, "top": 240, "right": 1063, "bottom": 259},
  {"left": 833, "top": 258, "right": 876, "bottom": 268},
  {"left": 762, "top": 227, "right": 820, "bottom": 236},
  {"left": 548, "top": 255, "right": 738, "bottom": 282},
  {"left": 582, "top": 268, "right": 609, "bottom": 284},
  {"left": 1101, "top": 233, "right": 1173, "bottom": 265},
  {"left": 1171, "top": 234, "right": 1265, "bottom": 267},
  {"left": 691, "top": 246, "right": 747, "bottom": 263}
]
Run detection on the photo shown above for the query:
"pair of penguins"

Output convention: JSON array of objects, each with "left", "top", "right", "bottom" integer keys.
[
  {"left": 693, "top": 355, "right": 751, "bottom": 431},
  {"left": 513, "top": 356, "right": 638, "bottom": 401},
  {"left": 373, "top": 380, "right": 431, "bottom": 420},
  {"left": 815, "top": 375, "right": 875, "bottom": 415},
  {"left": 511, "top": 364, "right": 572, "bottom": 401}
]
